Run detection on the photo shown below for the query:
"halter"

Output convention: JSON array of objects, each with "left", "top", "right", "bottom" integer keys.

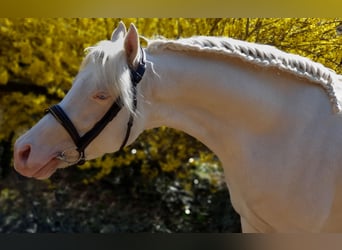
[{"left": 45, "top": 48, "right": 146, "bottom": 165}]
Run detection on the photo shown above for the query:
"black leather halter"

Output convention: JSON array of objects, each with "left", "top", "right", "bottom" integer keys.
[{"left": 45, "top": 48, "right": 146, "bottom": 165}]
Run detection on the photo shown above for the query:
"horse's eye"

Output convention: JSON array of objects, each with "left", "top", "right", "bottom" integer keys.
[{"left": 94, "top": 92, "right": 110, "bottom": 100}]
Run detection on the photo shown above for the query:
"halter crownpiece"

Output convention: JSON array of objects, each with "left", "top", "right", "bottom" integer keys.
[{"left": 46, "top": 47, "right": 146, "bottom": 165}]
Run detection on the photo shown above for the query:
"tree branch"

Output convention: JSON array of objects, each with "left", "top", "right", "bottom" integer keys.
[{"left": 0, "top": 81, "right": 61, "bottom": 101}]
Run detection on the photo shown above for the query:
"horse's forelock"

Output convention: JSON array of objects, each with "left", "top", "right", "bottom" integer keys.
[{"left": 82, "top": 40, "right": 134, "bottom": 113}]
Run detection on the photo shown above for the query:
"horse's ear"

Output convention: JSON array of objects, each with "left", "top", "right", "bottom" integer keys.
[
  {"left": 124, "top": 23, "right": 140, "bottom": 67},
  {"left": 111, "top": 21, "right": 127, "bottom": 41}
]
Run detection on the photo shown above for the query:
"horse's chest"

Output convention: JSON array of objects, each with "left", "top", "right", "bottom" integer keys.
[{"left": 225, "top": 148, "right": 339, "bottom": 232}]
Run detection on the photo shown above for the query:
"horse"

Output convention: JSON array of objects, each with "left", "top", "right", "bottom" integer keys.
[{"left": 13, "top": 21, "right": 342, "bottom": 232}]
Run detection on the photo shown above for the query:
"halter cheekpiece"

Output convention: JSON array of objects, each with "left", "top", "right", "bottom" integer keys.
[{"left": 45, "top": 47, "right": 146, "bottom": 165}]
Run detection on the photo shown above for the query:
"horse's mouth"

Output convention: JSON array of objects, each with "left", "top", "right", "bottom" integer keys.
[{"left": 30, "top": 158, "right": 63, "bottom": 180}]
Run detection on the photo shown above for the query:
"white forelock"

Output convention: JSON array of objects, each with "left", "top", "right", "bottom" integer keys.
[{"left": 82, "top": 40, "right": 134, "bottom": 113}]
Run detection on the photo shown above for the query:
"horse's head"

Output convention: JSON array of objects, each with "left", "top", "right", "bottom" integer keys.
[{"left": 13, "top": 22, "right": 147, "bottom": 179}]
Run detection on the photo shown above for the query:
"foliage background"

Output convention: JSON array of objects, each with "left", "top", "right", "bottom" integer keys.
[{"left": 0, "top": 18, "right": 341, "bottom": 232}]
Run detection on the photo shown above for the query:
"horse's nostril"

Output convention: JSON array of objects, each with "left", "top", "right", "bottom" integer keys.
[{"left": 19, "top": 144, "right": 31, "bottom": 163}]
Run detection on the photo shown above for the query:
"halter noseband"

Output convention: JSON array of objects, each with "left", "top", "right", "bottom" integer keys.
[{"left": 46, "top": 48, "right": 146, "bottom": 165}]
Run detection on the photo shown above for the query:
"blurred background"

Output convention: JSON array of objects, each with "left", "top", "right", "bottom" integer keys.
[{"left": 0, "top": 18, "right": 341, "bottom": 232}]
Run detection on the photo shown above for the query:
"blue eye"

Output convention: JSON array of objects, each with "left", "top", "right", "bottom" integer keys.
[{"left": 94, "top": 92, "right": 109, "bottom": 100}]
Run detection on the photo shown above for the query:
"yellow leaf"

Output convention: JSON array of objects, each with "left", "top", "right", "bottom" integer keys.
[{"left": 0, "top": 67, "right": 8, "bottom": 84}]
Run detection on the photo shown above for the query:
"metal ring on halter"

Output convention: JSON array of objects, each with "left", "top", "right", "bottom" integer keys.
[{"left": 56, "top": 147, "right": 85, "bottom": 165}]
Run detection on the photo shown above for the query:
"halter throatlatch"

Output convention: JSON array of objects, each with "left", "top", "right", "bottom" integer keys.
[{"left": 46, "top": 48, "right": 146, "bottom": 165}]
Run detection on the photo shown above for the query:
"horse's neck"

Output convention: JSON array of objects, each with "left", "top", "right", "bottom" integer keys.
[
  {"left": 139, "top": 49, "right": 342, "bottom": 232},
  {"left": 141, "top": 50, "right": 331, "bottom": 162}
]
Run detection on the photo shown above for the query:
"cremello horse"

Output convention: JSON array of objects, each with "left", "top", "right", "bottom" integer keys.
[{"left": 13, "top": 22, "right": 342, "bottom": 232}]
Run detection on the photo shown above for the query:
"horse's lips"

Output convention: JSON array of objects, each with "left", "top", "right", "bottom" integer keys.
[{"left": 31, "top": 158, "right": 61, "bottom": 179}]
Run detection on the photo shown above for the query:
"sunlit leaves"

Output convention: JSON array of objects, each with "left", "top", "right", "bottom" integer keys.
[
  {"left": 0, "top": 92, "right": 51, "bottom": 141},
  {"left": 0, "top": 67, "right": 8, "bottom": 84}
]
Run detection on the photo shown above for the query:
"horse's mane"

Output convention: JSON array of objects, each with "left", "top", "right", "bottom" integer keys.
[
  {"left": 82, "top": 35, "right": 342, "bottom": 114},
  {"left": 147, "top": 36, "right": 342, "bottom": 113}
]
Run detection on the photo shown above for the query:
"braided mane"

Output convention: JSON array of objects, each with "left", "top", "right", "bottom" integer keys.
[{"left": 147, "top": 36, "right": 342, "bottom": 113}]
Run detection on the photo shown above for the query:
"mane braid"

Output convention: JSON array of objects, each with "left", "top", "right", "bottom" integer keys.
[{"left": 147, "top": 36, "right": 342, "bottom": 113}]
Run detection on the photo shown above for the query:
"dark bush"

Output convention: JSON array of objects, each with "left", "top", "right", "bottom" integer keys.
[{"left": 0, "top": 161, "right": 241, "bottom": 233}]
